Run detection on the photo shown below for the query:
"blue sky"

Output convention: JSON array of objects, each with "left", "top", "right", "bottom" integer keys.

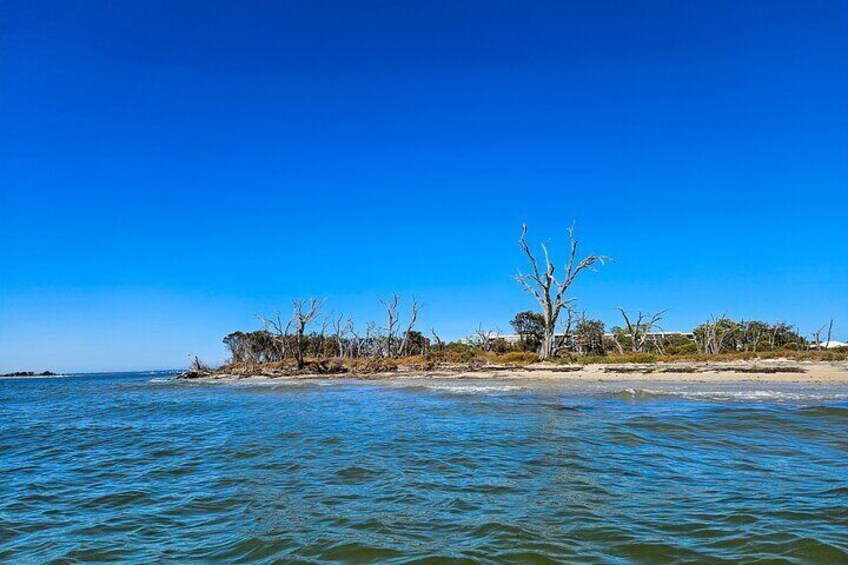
[{"left": 1, "top": 1, "right": 846, "bottom": 372}]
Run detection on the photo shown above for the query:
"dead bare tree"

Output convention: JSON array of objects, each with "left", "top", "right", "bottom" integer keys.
[
  {"left": 379, "top": 294, "right": 422, "bottom": 357},
  {"left": 364, "top": 321, "right": 381, "bottom": 358},
  {"left": 826, "top": 320, "right": 834, "bottom": 349},
  {"left": 189, "top": 354, "right": 212, "bottom": 373},
  {"left": 256, "top": 312, "right": 292, "bottom": 362},
  {"left": 516, "top": 223, "right": 609, "bottom": 360},
  {"left": 398, "top": 297, "right": 421, "bottom": 357},
  {"left": 332, "top": 313, "right": 350, "bottom": 358},
  {"left": 474, "top": 324, "right": 500, "bottom": 352},
  {"left": 654, "top": 331, "right": 667, "bottom": 355},
  {"left": 430, "top": 328, "right": 444, "bottom": 351},
  {"left": 344, "top": 316, "right": 355, "bottom": 357},
  {"left": 740, "top": 320, "right": 764, "bottom": 352},
  {"left": 316, "top": 315, "right": 331, "bottom": 357},
  {"left": 768, "top": 322, "right": 784, "bottom": 350},
  {"left": 811, "top": 325, "right": 824, "bottom": 350},
  {"left": 811, "top": 320, "right": 834, "bottom": 350},
  {"left": 695, "top": 315, "right": 736, "bottom": 355},
  {"left": 614, "top": 309, "right": 667, "bottom": 353},
  {"left": 347, "top": 318, "right": 362, "bottom": 358},
  {"left": 291, "top": 298, "right": 322, "bottom": 369},
  {"left": 379, "top": 294, "right": 400, "bottom": 357},
  {"left": 610, "top": 330, "right": 625, "bottom": 354},
  {"left": 554, "top": 306, "right": 576, "bottom": 355}
]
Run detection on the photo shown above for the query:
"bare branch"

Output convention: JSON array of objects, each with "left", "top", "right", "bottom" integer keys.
[
  {"left": 516, "top": 223, "right": 609, "bottom": 359},
  {"left": 398, "top": 297, "right": 421, "bottom": 357}
]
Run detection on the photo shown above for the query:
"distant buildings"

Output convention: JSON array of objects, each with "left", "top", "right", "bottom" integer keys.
[
  {"left": 603, "top": 331, "right": 695, "bottom": 342},
  {"left": 812, "top": 340, "right": 847, "bottom": 350}
]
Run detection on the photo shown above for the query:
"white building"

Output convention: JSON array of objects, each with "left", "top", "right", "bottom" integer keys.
[{"left": 811, "top": 340, "right": 847, "bottom": 350}]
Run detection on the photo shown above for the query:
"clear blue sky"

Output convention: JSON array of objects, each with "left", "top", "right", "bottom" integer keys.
[{"left": 1, "top": 1, "right": 846, "bottom": 372}]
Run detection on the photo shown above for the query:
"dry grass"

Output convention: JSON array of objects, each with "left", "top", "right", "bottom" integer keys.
[{"left": 552, "top": 350, "right": 847, "bottom": 365}]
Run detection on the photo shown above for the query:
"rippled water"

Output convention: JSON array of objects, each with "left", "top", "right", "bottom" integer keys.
[{"left": 2, "top": 373, "right": 847, "bottom": 563}]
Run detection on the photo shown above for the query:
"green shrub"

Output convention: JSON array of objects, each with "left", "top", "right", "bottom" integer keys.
[
  {"left": 665, "top": 342, "right": 698, "bottom": 355},
  {"left": 630, "top": 353, "right": 658, "bottom": 364}
]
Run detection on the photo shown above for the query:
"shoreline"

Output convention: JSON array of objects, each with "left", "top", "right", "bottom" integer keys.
[{"left": 182, "top": 359, "right": 848, "bottom": 384}]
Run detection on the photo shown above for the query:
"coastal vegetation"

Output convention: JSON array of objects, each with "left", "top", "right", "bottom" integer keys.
[
  {"left": 0, "top": 371, "right": 58, "bottom": 377},
  {"left": 196, "top": 225, "right": 844, "bottom": 377}
]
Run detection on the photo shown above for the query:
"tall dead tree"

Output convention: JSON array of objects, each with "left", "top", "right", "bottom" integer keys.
[
  {"left": 291, "top": 298, "right": 322, "bottom": 369},
  {"left": 379, "top": 294, "right": 421, "bottom": 357},
  {"left": 516, "top": 224, "right": 608, "bottom": 360},
  {"left": 347, "top": 320, "right": 363, "bottom": 358},
  {"left": 332, "top": 313, "right": 353, "bottom": 358}
]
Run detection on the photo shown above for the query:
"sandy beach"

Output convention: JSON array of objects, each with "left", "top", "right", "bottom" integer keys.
[{"left": 187, "top": 359, "right": 848, "bottom": 384}]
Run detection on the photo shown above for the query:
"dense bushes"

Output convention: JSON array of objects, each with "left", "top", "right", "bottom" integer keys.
[{"left": 664, "top": 342, "right": 698, "bottom": 355}]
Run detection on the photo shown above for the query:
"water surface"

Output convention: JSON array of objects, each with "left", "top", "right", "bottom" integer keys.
[{"left": 1, "top": 373, "right": 847, "bottom": 563}]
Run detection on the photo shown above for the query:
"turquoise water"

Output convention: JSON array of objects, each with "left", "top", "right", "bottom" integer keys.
[{"left": 1, "top": 373, "right": 847, "bottom": 563}]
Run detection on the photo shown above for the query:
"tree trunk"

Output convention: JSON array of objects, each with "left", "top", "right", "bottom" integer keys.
[
  {"left": 540, "top": 320, "right": 555, "bottom": 360},
  {"left": 295, "top": 329, "right": 305, "bottom": 370}
]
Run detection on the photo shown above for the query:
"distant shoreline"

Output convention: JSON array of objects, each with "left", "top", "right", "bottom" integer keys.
[{"left": 0, "top": 371, "right": 60, "bottom": 379}]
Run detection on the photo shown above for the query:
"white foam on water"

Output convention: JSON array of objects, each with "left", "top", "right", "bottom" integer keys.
[
  {"left": 616, "top": 387, "right": 848, "bottom": 402},
  {"left": 419, "top": 383, "right": 527, "bottom": 394}
]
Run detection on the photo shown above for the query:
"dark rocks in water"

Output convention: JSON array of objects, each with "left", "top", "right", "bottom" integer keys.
[
  {"left": 177, "top": 370, "right": 210, "bottom": 380},
  {"left": 1, "top": 370, "right": 57, "bottom": 377}
]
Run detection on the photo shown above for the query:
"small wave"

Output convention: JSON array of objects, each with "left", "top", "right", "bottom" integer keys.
[
  {"left": 420, "top": 383, "right": 527, "bottom": 394},
  {"left": 796, "top": 405, "right": 848, "bottom": 418},
  {"left": 608, "top": 388, "right": 848, "bottom": 403}
]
